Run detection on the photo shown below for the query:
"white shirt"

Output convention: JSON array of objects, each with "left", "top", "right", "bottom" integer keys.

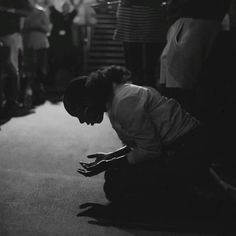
[{"left": 107, "top": 83, "right": 199, "bottom": 164}]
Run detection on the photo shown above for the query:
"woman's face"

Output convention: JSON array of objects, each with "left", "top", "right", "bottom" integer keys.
[
  {"left": 62, "top": 2, "right": 70, "bottom": 14},
  {"left": 75, "top": 105, "right": 104, "bottom": 125}
]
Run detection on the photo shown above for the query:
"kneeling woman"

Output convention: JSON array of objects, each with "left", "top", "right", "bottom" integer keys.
[{"left": 63, "top": 65, "right": 211, "bottom": 202}]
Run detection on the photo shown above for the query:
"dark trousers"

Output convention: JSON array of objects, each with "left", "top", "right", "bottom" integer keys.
[
  {"left": 22, "top": 49, "right": 48, "bottom": 106},
  {"left": 104, "top": 125, "right": 211, "bottom": 203},
  {"left": 0, "top": 45, "right": 18, "bottom": 108},
  {"left": 196, "top": 31, "right": 236, "bottom": 161},
  {"left": 24, "top": 48, "right": 48, "bottom": 84},
  {"left": 123, "top": 42, "right": 166, "bottom": 88},
  {"left": 160, "top": 87, "right": 197, "bottom": 115}
]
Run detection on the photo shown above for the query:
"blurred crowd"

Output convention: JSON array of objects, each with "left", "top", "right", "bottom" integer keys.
[
  {"left": 1, "top": 0, "right": 236, "bottom": 182},
  {"left": 113, "top": 0, "right": 236, "bottom": 190},
  {"left": 0, "top": 0, "right": 236, "bottom": 201},
  {"left": 0, "top": 0, "right": 97, "bottom": 122}
]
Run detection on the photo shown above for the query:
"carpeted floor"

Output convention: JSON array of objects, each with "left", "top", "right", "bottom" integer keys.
[{"left": 0, "top": 102, "right": 233, "bottom": 236}]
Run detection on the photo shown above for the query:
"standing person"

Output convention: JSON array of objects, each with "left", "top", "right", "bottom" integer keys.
[
  {"left": 159, "top": 0, "right": 232, "bottom": 115},
  {"left": 48, "top": 0, "right": 78, "bottom": 90},
  {"left": 22, "top": 0, "right": 50, "bottom": 108},
  {"left": 114, "top": 0, "right": 169, "bottom": 88},
  {"left": 0, "top": 0, "right": 31, "bottom": 117},
  {"left": 159, "top": 0, "right": 235, "bottom": 189},
  {"left": 230, "top": 0, "right": 236, "bottom": 55},
  {"left": 207, "top": 5, "right": 236, "bottom": 188},
  {"left": 0, "top": 42, "right": 10, "bottom": 123},
  {"left": 63, "top": 65, "right": 212, "bottom": 203},
  {"left": 229, "top": 0, "right": 236, "bottom": 91}
]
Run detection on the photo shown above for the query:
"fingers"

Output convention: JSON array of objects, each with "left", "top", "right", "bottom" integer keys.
[
  {"left": 86, "top": 154, "right": 98, "bottom": 159},
  {"left": 80, "top": 161, "right": 94, "bottom": 169},
  {"left": 80, "top": 159, "right": 107, "bottom": 169},
  {"left": 87, "top": 153, "right": 105, "bottom": 159},
  {"left": 80, "top": 161, "right": 102, "bottom": 170},
  {"left": 77, "top": 167, "right": 104, "bottom": 177},
  {"left": 77, "top": 168, "right": 95, "bottom": 177},
  {"left": 77, "top": 161, "right": 107, "bottom": 177}
]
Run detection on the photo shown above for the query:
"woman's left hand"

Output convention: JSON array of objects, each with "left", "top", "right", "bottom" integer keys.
[
  {"left": 78, "top": 155, "right": 128, "bottom": 177},
  {"left": 79, "top": 152, "right": 112, "bottom": 170}
]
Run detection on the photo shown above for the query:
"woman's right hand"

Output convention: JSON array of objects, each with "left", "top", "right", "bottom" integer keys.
[
  {"left": 79, "top": 152, "right": 113, "bottom": 170},
  {"left": 78, "top": 155, "right": 128, "bottom": 177}
]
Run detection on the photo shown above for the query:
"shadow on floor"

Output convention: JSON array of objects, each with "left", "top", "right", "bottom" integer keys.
[
  {"left": 77, "top": 189, "right": 236, "bottom": 235},
  {"left": 0, "top": 117, "right": 11, "bottom": 126},
  {"left": 0, "top": 109, "right": 35, "bottom": 127},
  {"left": 45, "top": 90, "right": 64, "bottom": 105}
]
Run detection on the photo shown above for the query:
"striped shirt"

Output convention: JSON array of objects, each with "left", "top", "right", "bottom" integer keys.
[
  {"left": 113, "top": 4, "right": 169, "bottom": 43},
  {"left": 230, "top": 0, "right": 236, "bottom": 28}
]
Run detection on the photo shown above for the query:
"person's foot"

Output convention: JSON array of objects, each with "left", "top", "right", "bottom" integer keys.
[
  {"left": 4, "top": 102, "right": 32, "bottom": 118},
  {"left": 0, "top": 116, "right": 10, "bottom": 125},
  {"left": 23, "top": 87, "right": 33, "bottom": 109},
  {"left": 33, "top": 85, "right": 46, "bottom": 107},
  {"left": 0, "top": 108, "right": 11, "bottom": 125},
  {"left": 33, "top": 95, "right": 46, "bottom": 107},
  {"left": 210, "top": 160, "right": 236, "bottom": 192}
]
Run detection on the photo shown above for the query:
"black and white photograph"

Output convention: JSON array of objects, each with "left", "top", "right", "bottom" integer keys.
[{"left": 0, "top": 0, "right": 236, "bottom": 235}]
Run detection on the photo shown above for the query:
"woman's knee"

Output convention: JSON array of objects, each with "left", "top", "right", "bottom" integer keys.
[
  {"left": 103, "top": 180, "right": 121, "bottom": 202},
  {"left": 103, "top": 169, "right": 130, "bottom": 202}
]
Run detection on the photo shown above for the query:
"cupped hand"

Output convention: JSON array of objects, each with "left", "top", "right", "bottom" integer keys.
[
  {"left": 78, "top": 159, "right": 107, "bottom": 177},
  {"left": 80, "top": 152, "right": 112, "bottom": 170}
]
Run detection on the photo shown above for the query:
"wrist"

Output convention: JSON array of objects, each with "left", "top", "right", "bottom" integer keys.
[
  {"left": 106, "top": 155, "right": 129, "bottom": 168},
  {"left": 106, "top": 152, "right": 115, "bottom": 159}
]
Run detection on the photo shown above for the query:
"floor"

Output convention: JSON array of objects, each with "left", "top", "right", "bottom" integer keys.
[{"left": 0, "top": 101, "right": 234, "bottom": 236}]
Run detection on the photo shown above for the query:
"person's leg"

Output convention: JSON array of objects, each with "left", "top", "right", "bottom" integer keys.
[
  {"left": 0, "top": 62, "right": 4, "bottom": 117},
  {"left": 162, "top": 87, "right": 197, "bottom": 114},
  {"left": 22, "top": 48, "right": 35, "bottom": 109},
  {"left": 37, "top": 48, "right": 48, "bottom": 87},
  {"left": 103, "top": 126, "right": 211, "bottom": 205},
  {"left": 1, "top": 33, "right": 29, "bottom": 116},
  {"left": 164, "top": 125, "right": 211, "bottom": 186},
  {"left": 160, "top": 19, "right": 220, "bottom": 114},
  {"left": 123, "top": 42, "right": 144, "bottom": 86},
  {"left": 33, "top": 49, "right": 47, "bottom": 106},
  {"left": 146, "top": 42, "right": 166, "bottom": 89},
  {"left": 3, "top": 37, "right": 20, "bottom": 105},
  {"left": 103, "top": 163, "right": 158, "bottom": 203},
  {"left": 200, "top": 30, "right": 236, "bottom": 184},
  {"left": 103, "top": 158, "right": 177, "bottom": 204},
  {"left": 0, "top": 43, "right": 8, "bottom": 115}
]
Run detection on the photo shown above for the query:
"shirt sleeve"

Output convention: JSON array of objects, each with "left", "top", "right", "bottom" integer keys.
[{"left": 115, "top": 95, "right": 163, "bottom": 164}]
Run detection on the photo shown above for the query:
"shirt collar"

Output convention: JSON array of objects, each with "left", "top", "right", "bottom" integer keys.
[{"left": 106, "top": 83, "right": 130, "bottom": 111}]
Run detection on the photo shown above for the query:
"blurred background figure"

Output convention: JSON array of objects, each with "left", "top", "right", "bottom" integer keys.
[
  {"left": 73, "top": 0, "right": 97, "bottom": 73},
  {"left": 159, "top": 0, "right": 232, "bottom": 115},
  {"left": 0, "top": 41, "right": 10, "bottom": 124},
  {"left": 48, "top": 0, "right": 79, "bottom": 93},
  {"left": 158, "top": 0, "right": 236, "bottom": 187},
  {"left": 229, "top": 0, "right": 236, "bottom": 75},
  {"left": 22, "top": 0, "right": 51, "bottom": 108},
  {"left": 0, "top": 0, "right": 31, "bottom": 120},
  {"left": 113, "top": 0, "right": 169, "bottom": 88}
]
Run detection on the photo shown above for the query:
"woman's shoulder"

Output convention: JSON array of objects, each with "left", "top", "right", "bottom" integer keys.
[
  {"left": 113, "top": 84, "right": 142, "bottom": 103},
  {"left": 112, "top": 84, "right": 149, "bottom": 112}
]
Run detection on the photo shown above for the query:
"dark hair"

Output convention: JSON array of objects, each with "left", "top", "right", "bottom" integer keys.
[
  {"left": 63, "top": 65, "right": 131, "bottom": 116},
  {"left": 86, "top": 65, "right": 131, "bottom": 107},
  {"left": 63, "top": 76, "right": 89, "bottom": 116}
]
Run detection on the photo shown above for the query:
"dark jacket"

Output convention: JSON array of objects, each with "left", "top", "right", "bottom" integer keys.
[
  {"left": 0, "top": 0, "right": 30, "bottom": 36},
  {"left": 121, "top": 0, "right": 166, "bottom": 8},
  {"left": 167, "top": 0, "right": 232, "bottom": 22}
]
